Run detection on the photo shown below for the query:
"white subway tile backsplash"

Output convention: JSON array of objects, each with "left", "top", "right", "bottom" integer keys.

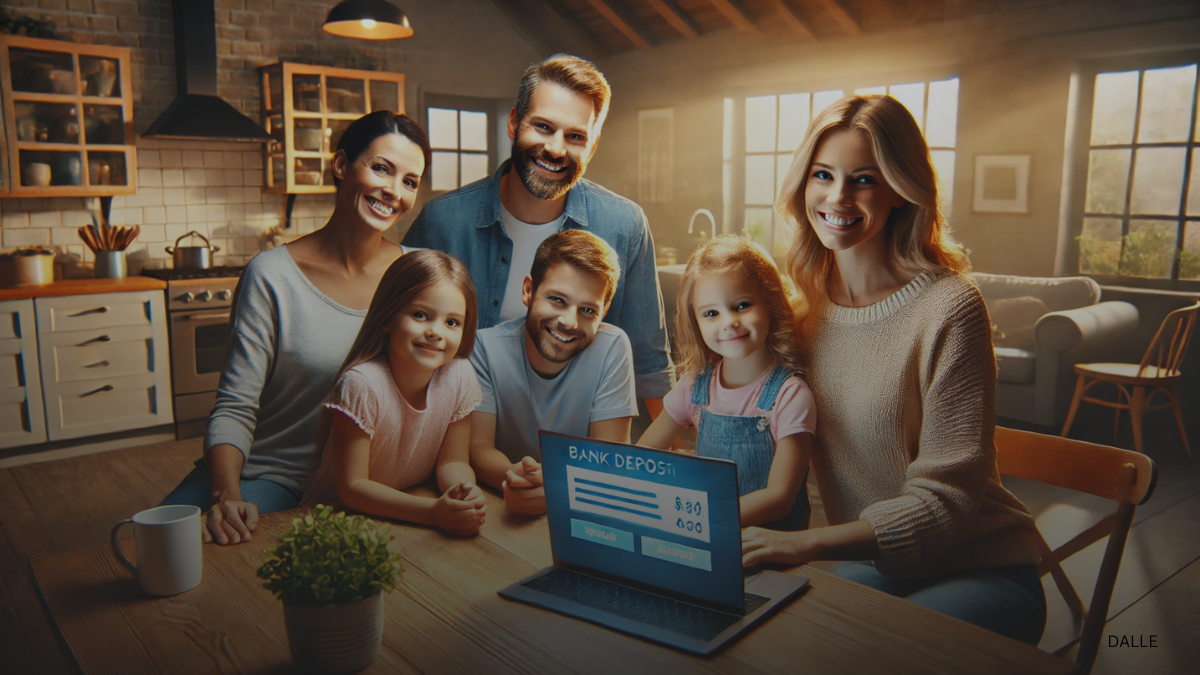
[
  {"left": 139, "top": 224, "right": 166, "bottom": 243},
  {"left": 162, "top": 169, "right": 185, "bottom": 187},
  {"left": 223, "top": 152, "right": 244, "bottom": 169},
  {"left": 205, "top": 169, "right": 225, "bottom": 186},
  {"left": 159, "top": 149, "right": 182, "bottom": 167},
  {"left": 226, "top": 203, "right": 245, "bottom": 221},
  {"left": 206, "top": 187, "right": 228, "bottom": 204},
  {"left": 138, "top": 188, "right": 164, "bottom": 206},
  {"left": 186, "top": 204, "right": 207, "bottom": 223},
  {"left": 204, "top": 151, "right": 225, "bottom": 168},
  {"left": 163, "top": 187, "right": 186, "bottom": 205},
  {"left": 244, "top": 151, "right": 263, "bottom": 170},
  {"left": 206, "top": 204, "right": 227, "bottom": 221},
  {"left": 185, "top": 187, "right": 207, "bottom": 203},
  {"left": 137, "top": 168, "right": 162, "bottom": 187},
  {"left": 165, "top": 223, "right": 188, "bottom": 243},
  {"left": 1, "top": 212, "right": 30, "bottom": 229},
  {"left": 143, "top": 206, "right": 166, "bottom": 224},
  {"left": 126, "top": 243, "right": 148, "bottom": 262},
  {"left": 182, "top": 150, "right": 205, "bottom": 168},
  {"left": 224, "top": 169, "right": 244, "bottom": 186},
  {"left": 184, "top": 168, "right": 207, "bottom": 187},
  {"left": 227, "top": 186, "right": 246, "bottom": 204},
  {"left": 244, "top": 169, "right": 264, "bottom": 186},
  {"left": 60, "top": 211, "right": 93, "bottom": 229},
  {"left": 51, "top": 227, "right": 80, "bottom": 246},
  {"left": 138, "top": 149, "right": 160, "bottom": 168},
  {"left": 30, "top": 211, "right": 62, "bottom": 229},
  {"left": 2, "top": 228, "right": 49, "bottom": 247},
  {"left": 166, "top": 205, "right": 189, "bottom": 223}
]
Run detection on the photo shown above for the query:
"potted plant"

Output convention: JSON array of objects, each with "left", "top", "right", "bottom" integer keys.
[{"left": 257, "top": 505, "right": 403, "bottom": 673}]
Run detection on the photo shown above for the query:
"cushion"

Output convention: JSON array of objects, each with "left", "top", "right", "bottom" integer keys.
[
  {"left": 995, "top": 347, "right": 1036, "bottom": 384},
  {"left": 971, "top": 273, "right": 1101, "bottom": 312},
  {"left": 990, "top": 296, "right": 1049, "bottom": 351}
]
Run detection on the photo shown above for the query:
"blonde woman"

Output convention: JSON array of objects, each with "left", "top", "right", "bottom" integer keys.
[{"left": 741, "top": 95, "right": 1046, "bottom": 644}]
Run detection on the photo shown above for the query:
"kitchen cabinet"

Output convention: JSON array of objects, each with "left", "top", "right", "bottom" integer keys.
[
  {"left": 0, "top": 299, "right": 46, "bottom": 449},
  {"left": 258, "top": 62, "right": 405, "bottom": 193},
  {"left": 0, "top": 35, "right": 136, "bottom": 197},
  {"left": 34, "top": 290, "right": 171, "bottom": 441}
]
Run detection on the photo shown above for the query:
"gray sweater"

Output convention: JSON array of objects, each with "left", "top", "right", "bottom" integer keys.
[{"left": 205, "top": 245, "right": 367, "bottom": 493}]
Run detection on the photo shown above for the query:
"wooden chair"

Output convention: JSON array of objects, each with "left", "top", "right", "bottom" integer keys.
[
  {"left": 995, "top": 426, "right": 1156, "bottom": 675},
  {"left": 1060, "top": 301, "right": 1199, "bottom": 458}
]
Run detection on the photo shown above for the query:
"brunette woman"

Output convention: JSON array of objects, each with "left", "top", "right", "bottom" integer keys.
[
  {"left": 741, "top": 95, "right": 1046, "bottom": 644},
  {"left": 161, "top": 111, "right": 432, "bottom": 545}
]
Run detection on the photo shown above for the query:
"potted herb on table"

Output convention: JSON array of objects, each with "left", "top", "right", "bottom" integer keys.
[{"left": 257, "top": 505, "right": 403, "bottom": 673}]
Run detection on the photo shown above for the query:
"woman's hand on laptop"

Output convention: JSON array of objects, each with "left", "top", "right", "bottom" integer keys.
[
  {"left": 741, "top": 527, "right": 813, "bottom": 567},
  {"left": 502, "top": 457, "right": 546, "bottom": 516}
]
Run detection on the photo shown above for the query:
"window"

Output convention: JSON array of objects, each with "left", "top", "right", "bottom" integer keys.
[
  {"left": 423, "top": 94, "right": 501, "bottom": 193},
  {"left": 1077, "top": 62, "right": 1200, "bottom": 287},
  {"left": 725, "top": 78, "right": 959, "bottom": 258}
]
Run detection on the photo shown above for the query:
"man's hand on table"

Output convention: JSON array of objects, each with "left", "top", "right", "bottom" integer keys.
[
  {"left": 204, "top": 499, "right": 259, "bottom": 545},
  {"left": 502, "top": 456, "right": 546, "bottom": 516}
]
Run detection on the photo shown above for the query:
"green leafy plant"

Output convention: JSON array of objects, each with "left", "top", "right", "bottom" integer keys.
[
  {"left": 257, "top": 505, "right": 403, "bottom": 608},
  {"left": 1077, "top": 232, "right": 1119, "bottom": 275},
  {"left": 0, "top": 9, "right": 60, "bottom": 39}
]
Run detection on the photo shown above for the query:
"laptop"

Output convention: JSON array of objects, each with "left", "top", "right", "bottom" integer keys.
[{"left": 498, "top": 431, "right": 808, "bottom": 657}]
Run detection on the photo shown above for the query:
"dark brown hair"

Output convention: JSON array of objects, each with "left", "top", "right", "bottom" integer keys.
[
  {"left": 333, "top": 111, "right": 432, "bottom": 188},
  {"left": 529, "top": 229, "right": 621, "bottom": 311},
  {"left": 674, "top": 236, "right": 804, "bottom": 376}
]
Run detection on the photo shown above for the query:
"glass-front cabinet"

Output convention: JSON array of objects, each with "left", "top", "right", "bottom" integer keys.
[
  {"left": 0, "top": 36, "right": 136, "bottom": 197},
  {"left": 258, "top": 62, "right": 405, "bottom": 194}
]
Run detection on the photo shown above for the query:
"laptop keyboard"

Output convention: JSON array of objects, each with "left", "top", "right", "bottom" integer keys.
[{"left": 523, "top": 567, "right": 769, "bottom": 641}]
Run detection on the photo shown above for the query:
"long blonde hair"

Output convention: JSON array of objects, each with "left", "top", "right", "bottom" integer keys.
[
  {"left": 776, "top": 95, "right": 970, "bottom": 332},
  {"left": 674, "top": 236, "right": 804, "bottom": 377},
  {"left": 309, "top": 250, "right": 477, "bottom": 470}
]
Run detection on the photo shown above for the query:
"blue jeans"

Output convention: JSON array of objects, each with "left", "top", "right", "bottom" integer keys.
[
  {"left": 835, "top": 561, "right": 1046, "bottom": 645},
  {"left": 160, "top": 465, "right": 300, "bottom": 514}
]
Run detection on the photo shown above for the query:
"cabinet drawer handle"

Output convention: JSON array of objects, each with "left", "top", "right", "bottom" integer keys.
[
  {"left": 80, "top": 335, "right": 112, "bottom": 346},
  {"left": 81, "top": 384, "right": 115, "bottom": 397},
  {"left": 69, "top": 306, "right": 110, "bottom": 317},
  {"left": 86, "top": 360, "right": 111, "bottom": 368}
]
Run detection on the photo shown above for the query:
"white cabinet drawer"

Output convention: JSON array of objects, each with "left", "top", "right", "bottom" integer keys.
[
  {"left": 34, "top": 291, "right": 166, "bottom": 333},
  {"left": 0, "top": 299, "right": 46, "bottom": 449},
  {"left": 38, "top": 325, "right": 160, "bottom": 385},
  {"left": 42, "top": 373, "right": 173, "bottom": 441}
]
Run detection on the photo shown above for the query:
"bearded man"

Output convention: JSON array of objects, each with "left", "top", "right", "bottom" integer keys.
[
  {"left": 468, "top": 230, "right": 637, "bottom": 516},
  {"left": 403, "top": 54, "right": 673, "bottom": 422}
]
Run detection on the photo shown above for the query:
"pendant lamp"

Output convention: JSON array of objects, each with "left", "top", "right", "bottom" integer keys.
[{"left": 322, "top": 0, "right": 413, "bottom": 40}]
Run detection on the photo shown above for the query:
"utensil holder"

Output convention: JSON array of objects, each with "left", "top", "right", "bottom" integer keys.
[{"left": 94, "top": 251, "right": 127, "bottom": 279}]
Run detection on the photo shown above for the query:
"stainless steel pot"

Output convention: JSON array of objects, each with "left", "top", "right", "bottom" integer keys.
[{"left": 166, "top": 231, "right": 219, "bottom": 270}]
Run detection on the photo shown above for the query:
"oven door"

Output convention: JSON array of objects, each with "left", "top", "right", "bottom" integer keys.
[{"left": 169, "top": 309, "right": 232, "bottom": 396}]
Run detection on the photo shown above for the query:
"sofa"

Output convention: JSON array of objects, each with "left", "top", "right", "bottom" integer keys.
[{"left": 971, "top": 273, "right": 1140, "bottom": 428}]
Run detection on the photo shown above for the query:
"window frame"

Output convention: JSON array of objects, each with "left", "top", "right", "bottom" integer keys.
[
  {"left": 1068, "top": 49, "right": 1200, "bottom": 291},
  {"left": 421, "top": 92, "right": 500, "bottom": 194}
]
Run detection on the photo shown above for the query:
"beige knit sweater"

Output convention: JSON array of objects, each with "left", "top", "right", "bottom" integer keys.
[{"left": 805, "top": 271, "right": 1043, "bottom": 580}]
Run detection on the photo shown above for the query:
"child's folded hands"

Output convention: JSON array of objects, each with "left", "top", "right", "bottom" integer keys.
[{"left": 432, "top": 481, "right": 487, "bottom": 535}]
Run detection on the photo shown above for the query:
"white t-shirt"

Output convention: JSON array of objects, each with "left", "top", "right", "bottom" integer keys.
[{"left": 498, "top": 204, "right": 566, "bottom": 323}]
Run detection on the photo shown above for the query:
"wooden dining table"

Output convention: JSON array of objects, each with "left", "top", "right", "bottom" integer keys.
[{"left": 31, "top": 487, "right": 1076, "bottom": 675}]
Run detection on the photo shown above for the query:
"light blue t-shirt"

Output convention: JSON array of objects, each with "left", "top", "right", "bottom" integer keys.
[{"left": 470, "top": 317, "right": 639, "bottom": 463}]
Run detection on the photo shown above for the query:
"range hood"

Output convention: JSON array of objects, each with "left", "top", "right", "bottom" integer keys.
[{"left": 142, "top": 0, "right": 272, "bottom": 142}]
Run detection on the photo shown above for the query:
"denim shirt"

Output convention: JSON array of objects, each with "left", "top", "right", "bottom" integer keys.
[{"left": 403, "top": 160, "right": 674, "bottom": 398}]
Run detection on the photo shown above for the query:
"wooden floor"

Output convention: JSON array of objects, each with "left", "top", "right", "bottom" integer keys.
[{"left": 0, "top": 405, "right": 1196, "bottom": 675}]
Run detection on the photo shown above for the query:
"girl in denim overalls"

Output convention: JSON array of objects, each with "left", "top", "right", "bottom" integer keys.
[{"left": 640, "top": 237, "right": 814, "bottom": 530}]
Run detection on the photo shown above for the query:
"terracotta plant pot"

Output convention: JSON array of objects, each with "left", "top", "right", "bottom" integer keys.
[{"left": 282, "top": 593, "right": 384, "bottom": 674}]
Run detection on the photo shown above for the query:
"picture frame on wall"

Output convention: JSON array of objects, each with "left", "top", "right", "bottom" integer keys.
[{"left": 972, "top": 154, "right": 1031, "bottom": 214}]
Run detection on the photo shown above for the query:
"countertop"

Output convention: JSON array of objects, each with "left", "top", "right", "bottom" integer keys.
[{"left": 0, "top": 276, "right": 166, "bottom": 301}]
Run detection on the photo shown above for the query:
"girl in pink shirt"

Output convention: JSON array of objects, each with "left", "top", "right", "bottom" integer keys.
[
  {"left": 639, "top": 237, "right": 815, "bottom": 530},
  {"left": 300, "top": 250, "right": 486, "bottom": 535}
]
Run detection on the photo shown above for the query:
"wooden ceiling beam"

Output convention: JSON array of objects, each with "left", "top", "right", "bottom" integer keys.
[
  {"left": 484, "top": 0, "right": 608, "bottom": 59},
  {"left": 581, "top": 0, "right": 655, "bottom": 50},
  {"left": 707, "top": 0, "right": 757, "bottom": 33},
  {"left": 645, "top": 0, "right": 701, "bottom": 39},
  {"left": 763, "top": 0, "right": 815, "bottom": 40},
  {"left": 815, "top": 0, "right": 861, "bottom": 35}
]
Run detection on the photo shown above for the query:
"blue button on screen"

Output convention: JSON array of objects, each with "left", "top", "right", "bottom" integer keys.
[
  {"left": 640, "top": 535, "right": 712, "bottom": 571},
  {"left": 571, "top": 518, "right": 634, "bottom": 552}
]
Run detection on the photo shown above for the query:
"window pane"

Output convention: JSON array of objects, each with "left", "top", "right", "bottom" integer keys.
[
  {"left": 430, "top": 151, "right": 458, "bottom": 191},
  {"left": 459, "top": 111, "right": 488, "bottom": 151},
  {"left": 743, "top": 207, "right": 774, "bottom": 253},
  {"left": 930, "top": 150, "right": 956, "bottom": 216},
  {"left": 1188, "top": 148, "right": 1200, "bottom": 216},
  {"left": 460, "top": 153, "right": 489, "bottom": 185},
  {"left": 723, "top": 98, "right": 734, "bottom": 161},
  {"left": 1079, "top": 218, "right": 1122, "bottom": 274},
  {"left": 855, "top": 86, "right": 886, "bottom": 95},
  {"left": 925, "top": 78, "right": 959, "bottom": 148},
  {"left": 1137, "top": 65, "right": 1197, "bottom": 144},
  {"left": 1085, "top": 149, "right": 1132, "bottom": 214},
  {"left": 1090, "top": 71, "right": 1139, "bottom": 146},
  {"left": 889, "top": 82, "right": 926, "bottom": 133},
  {"left": 776, "top": 153, "right": 792, "bottom": 202},
  {"left": 1181, "top": 222, "right": 1200, "bottom": 280},
  {"left": 778, "top": 93, "right": 811, "bottom": 152},
  {"left": 745, "top": 96, "right": 777, "bottom": 153},
  {"left": 1120, "top": 219, "right": 1177, "bottom": 278},
  {"left": 812, "top": 90, "right": 845, "bottom": 117},
  {"left": 427, "top": 108, "right": 458, "bottom": 150},
  {"left": 1129, "top": 147, "right": 1186, "bottom": 215},
  {"left": 745, "top": 155, "right": 775, "bottom": 205}
]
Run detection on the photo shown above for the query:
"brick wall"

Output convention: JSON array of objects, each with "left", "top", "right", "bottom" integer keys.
[{"left": 1, "top": 0, "right": 540, "bottom": 272}]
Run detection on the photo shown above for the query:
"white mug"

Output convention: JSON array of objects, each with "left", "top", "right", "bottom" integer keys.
[{"left": 110, "top": 505, "right": 203, "bottom": 596}]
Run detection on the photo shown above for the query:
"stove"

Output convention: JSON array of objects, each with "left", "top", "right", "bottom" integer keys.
[{"left": 141, "top": 267, "right": 245, "bottom": 439}]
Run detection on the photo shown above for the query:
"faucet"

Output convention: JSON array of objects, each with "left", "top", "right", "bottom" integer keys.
[{"left": 688, "top": 208, "right": 716, "bottom": 242}]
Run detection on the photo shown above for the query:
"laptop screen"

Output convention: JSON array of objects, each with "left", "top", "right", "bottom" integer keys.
[{"left": 539, "top": 431, "right": 744, "bottom": 611}]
